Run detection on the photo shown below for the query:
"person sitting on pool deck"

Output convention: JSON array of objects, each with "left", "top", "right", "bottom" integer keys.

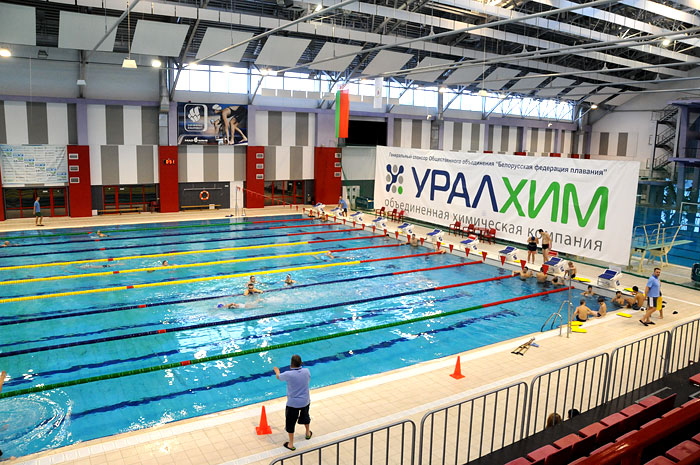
[
  {"left": 597, "top": 296, "right": 607, "bottom": 317},
  {"left": 284, "top": 274, "right": 296, "bottom": 286},
  {"left": 630, "top": 286, "right": 645, "bottom": 310},
  {"left": 536, "top": 266, "right": 547, "bottom": 283},
  {"left": 574, "top": 299, "right": 596, "bottom": 322},
  {"left": 512, "top": 266, "right": 533, "bottom": 280},
  {"left": 245, "top": 276, "right": 263, "bottom": 295},
  {"left": 563, "top": 261, "right": 577, "bottom": 280},
  {"left": 582, "top": 285, "right": 594, "bottom": 297}
]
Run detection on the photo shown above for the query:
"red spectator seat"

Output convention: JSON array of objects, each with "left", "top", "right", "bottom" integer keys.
[
  {"left": 504, "top": 458, "right": 531, "bottom": 465},
  {"left": 387, "top": 208, "right": 398, "bottom": 220},
  {"left": 554, "top": 433, "right": 581, "bottom": 450},
  {"left": 374, "top": 206, "right": 386, "bottom": 217},
  {"left": 568, "top": 458, "right": 588, "bottom": 464},
  {"left": 579, "top": 422, "right": 607, "bottom": 439},
  {"left": 690, "top": 372, "right": 700, "bottom": 386},
  {"left": 590, "top": 443, "right": 614, "bottom": 455},
  {"left": 599, "top": 412, "right": 627, "bottom": 442},
  {"left": 666, "top": 440, "right": 700, "bottom": 461},
  {"left": 543, "top": 445, "right": 572, "bottom": 465},
  {"left": 681, "top": 398, "right": 700, "bottom": 408},
  {"left": 638, "top": 395, "right": 662, "bottom": 408},
  {"left": 644, "top": 458, "right": 675, "bottom": 465},
  {"left": 661, "top": 407, "right": 681, "bottom": 418},
  {"left": 615, "top": 430, "right": 638, "bottom": 442},
  {"left": 693, "top": 432, "right": 700, "bottom": 443},
  {"left": 641, "top": 418, "right": 661, "bottom": 429},
  {"left": 465, "top": 223, "right": 476, "bottom": 235},
  {"left": 483, "top": 227, "right": 497, "bottom": 244},
  {"left": 620, "top": 403, "right": 647, "bottom": 429},
  {"left": 448, "top": 220, "right": 463, "bottom": 236},
  {"left": 527, "top": 444, "right": 558, "bottom": 462},
  {"left": 396, "top": 210, "right": 405, "bottom": 222}
]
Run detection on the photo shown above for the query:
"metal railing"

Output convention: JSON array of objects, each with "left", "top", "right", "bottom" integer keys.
[
  {"left": 270, "top": 318, "right": 700, "bottom": 465},
  {"left": 668, "top": 317, "right": 700, "bottom": 374},
  {"left": 526, "top": 353, "right": 609, "bottom": 436},
  {"left": 606, "top": 331, "right": 671, "bottom": 402},
  {"left": 270, "top": 420, "right": 416, "bottom": 465},
  {"left": 417, "top": 382, "right": 528, "bottom": 465}
]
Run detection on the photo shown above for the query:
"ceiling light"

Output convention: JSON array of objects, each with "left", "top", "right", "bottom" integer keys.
[
  {"left": 498, "top": 93, "right": 507, "bottom": 99},
  {"left": 439, "top": 87, "right": 447, "bottom": 93},
  {"left": 266, "top": 69, "right": 277, "bottom": 76},
  {"left": 478, "top": 89, "right": 488, "bottom": 97},
  {"left": 547, "top": 122, "right": 553, "bottom": 127},
  {"left": 76, "top": 79, "right": 87, "bottom": 86},
  {"left": 37, "top": 50, "right": 48, "bottom": 59},
  {"left": 0, "top": 48, "right": 11, "bottom": 58},
  {"left": 591, "top": 104, "right": 598, "bottom": 109},
  {"left": 222, "top": 65, "right": 231, "bottom": 73},
  {"left": 151, "top": 59, "right": 162, "bottom": 68},
  {"left": 314, "top": 4, "right": 323, "bottom": 12},
  {"left": 661, "top": 38, "right": 671, "bottom": 46},
  {"left": 122, "top": 58, "right": 137, "bottom": 69}
]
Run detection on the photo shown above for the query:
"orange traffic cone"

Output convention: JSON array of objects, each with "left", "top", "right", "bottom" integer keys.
[
  {"left": 255, "top": 406, "right": 272, "bottom": 435},
  {"left": 450, "top": 356, "right": 465, "bottom": 379}
]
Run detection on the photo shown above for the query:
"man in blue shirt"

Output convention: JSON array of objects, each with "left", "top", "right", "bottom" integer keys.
[
  {"left": 34, "top": 197, "right": 43, "bottom": 226},
  {"left": 338, "top": 196, "right": 348, "bottom": 216},
  {"left": 274, "top": 354, "right": 311, "bottom": 451},
  {"left": 640, "top": 267, "right": 662, "bottom": 325}
]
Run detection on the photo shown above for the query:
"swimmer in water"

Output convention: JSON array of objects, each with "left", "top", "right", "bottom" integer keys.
[
  {"left": 76, "top": 262, "right": 115, "bottom": 269},
  {"left": 284, "top": 274, "right": 296, "bottom": 286},
  {"left": 1, "top": 241, "right": 11, "bottom": 247},
  {"left": 218, "top": 299, "right": 261, "bottom": 309},
  {"left": 95, "top": 230, "right": 108, "bottom": 238},
  {"left": 244, "top": 276, "right": 263, "bottom": 295},
  {"left": 147, "top": 260, "right": 171, "bottom": 273}
]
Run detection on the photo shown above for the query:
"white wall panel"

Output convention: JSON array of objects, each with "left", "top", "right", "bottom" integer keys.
[
  {"left": 122, "top": 106, "right": 143, "bottom": 145},
  {"left": 153, "top": 146, "right": 159, "bottom": 183},
  {"left": 302, "top": 146, "right": 314, "bottom": 180},
  {"left": 275, "top": 146, "right": 291, "bottom": 181},
  {"left": 46, "top": 103, "right": 69, "bottom": 145},
  {"left": 308, "top": 113, "right": 316, "bottom": 149},
  {"left": 281, "top": 112, "right": 296, "bottom": 146},
  {"left": 443, "top": 121, "right": 453, "bottom": 151},
  {"left": 4, "top": 101, "right": 29, "bottom": 144},
  {"left": 87, "top": 104, "right": 107, "bottom": 146},
  {"left": 218, "top": 145, "right": 235, "bottom": 182},
  {"left": 421, "top": 120, "right": 430, "bottom": 149},
  {"left": 90, "top": 145, "right": 102, "bottom": 185},
  {"left": 401, "top": 119, "right": 412, "bottom": 148},
  {"left": 118, "top": 146, "right": 138, "bottom": 184},
  {"left": 187, "top": 147, "right": 204, "bottom": 182},
  {"left": 255, "top": 110, "right": 268, "bottom": 146}
]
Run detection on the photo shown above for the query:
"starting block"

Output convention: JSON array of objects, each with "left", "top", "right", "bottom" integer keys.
[
  {"left": 397, "top": 222, "right": 414, "bottom": 237},
  {"left": 314, "top": 203, "right": 325, "bottom": 215},
  {"left": 427, "top": 229, "right": 444, "bottom": 243},
  {"left": 373, "top": 217, "right": 388, "bottom": 230},
  {"left": 460, "top": 234, "right": 479, "bottom": 252},
  {"left": 350, "top": 211, "right": 364, "bottom": 223},
  {"left": 498, "top": 246, "right": 518, "bottom": 262}
]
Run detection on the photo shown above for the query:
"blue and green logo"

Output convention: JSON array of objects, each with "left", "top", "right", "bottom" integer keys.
[{"left": 385, "top": 164, "right": 405, "bottom": 194}]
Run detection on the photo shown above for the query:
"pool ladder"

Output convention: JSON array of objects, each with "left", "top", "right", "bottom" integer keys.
[{"left": 541, "top": 300, "right": 573, "bottom": 337}]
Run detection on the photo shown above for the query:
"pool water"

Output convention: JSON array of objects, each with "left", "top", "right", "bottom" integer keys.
[{"left": 0, "top": 215, "right": 590, "bottom": 458}]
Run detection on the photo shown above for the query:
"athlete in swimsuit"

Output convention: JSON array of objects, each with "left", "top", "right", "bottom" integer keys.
[{"left": 244, "top": 275, "right": 263, "bottom": 295}]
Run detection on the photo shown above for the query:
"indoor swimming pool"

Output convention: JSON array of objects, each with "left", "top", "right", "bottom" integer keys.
[{"left": 0, "top": 214, "right": 588, "bottom": 458}]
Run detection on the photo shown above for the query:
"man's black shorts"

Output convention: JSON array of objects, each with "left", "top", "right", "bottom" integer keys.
[{"left": 285, "top": 403, "right": 310, "bottom": 433}]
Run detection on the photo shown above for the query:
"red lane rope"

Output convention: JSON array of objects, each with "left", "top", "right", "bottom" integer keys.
[
  {"left": 331, "top": 243, "right": 404, "bottom": 253},
  {"left": 269, "top": 223, "right": 341, "bottom": 229},
  {"left": 393, "top": 260, "right": 482, "bottom": 275},
  {"left": 360, "top": 251, "right": 444, "bottom": 263},
  {"left": 250, "top": 218, "right": 313, "bottom": 224},
  {"left": 308, "top": 234, "right": 386, "bottom": 244},
  {"left": 481, "top": 286, "right": 572, "bottom": 307},
  {"left": 434, "top": 274, "right": 514, "bottom": 290},
  {"left": 286, "top": 228, "right": 363, "bottom": 236}
]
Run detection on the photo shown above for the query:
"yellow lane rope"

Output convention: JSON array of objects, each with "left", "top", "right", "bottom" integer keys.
[
  {"left": 0, "top": 241, "right": 311, "bottom": 271},
  {"left": 0, "top": 260, "right": 360, "bottom": 303},
  {"left": 0, "top": 251, "right": 331, "bottom": 286}
]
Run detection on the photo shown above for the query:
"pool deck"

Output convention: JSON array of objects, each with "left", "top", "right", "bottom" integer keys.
[{"left": 3, "top": 207, "right": 700, "bottom": 465}]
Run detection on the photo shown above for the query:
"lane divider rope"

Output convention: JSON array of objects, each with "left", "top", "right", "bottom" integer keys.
[
  {"left": 1, "top": 260, "right": 480, "bottom": 326},
  {"left": 0, "top": 251, "right": 443, "bottom": 304},
  {"left": 0, "top": 286, "right": 569, "bottom": 399}
]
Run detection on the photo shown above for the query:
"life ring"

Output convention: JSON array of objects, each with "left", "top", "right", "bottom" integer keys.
[{"left": 200, "top": 190, "right": 210, "bottom": 201}]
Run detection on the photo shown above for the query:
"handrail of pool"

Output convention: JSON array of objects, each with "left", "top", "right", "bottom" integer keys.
[{"left": 0, "top": 286, "right": 568, "bottom": 399}]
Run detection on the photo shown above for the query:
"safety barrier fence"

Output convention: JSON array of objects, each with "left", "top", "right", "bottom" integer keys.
[
  {"left": 668, "top": 318, "right": 700, "bottom": 374},
  {"left": 606, "top": 331, "right": 670, "bottom": 401},
  {"left": 526, "top": 353, "right": 610, "bottom": 436},
  {"left": 270, "top": 420, "right": 416, "bottom": 465},
  {"left": 418, "top": 382, "right": 528, "bottom": 465},
  {"left": 272, "top": 316, "right": 700, "bottom": 465}
]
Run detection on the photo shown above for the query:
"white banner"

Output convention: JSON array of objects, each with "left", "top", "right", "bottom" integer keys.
[
  {"left": 0, "top": 145, "right": 68, "bottom": 185},
  {"left": 374, "top": 146, "right": 640, "bottom": 264}
]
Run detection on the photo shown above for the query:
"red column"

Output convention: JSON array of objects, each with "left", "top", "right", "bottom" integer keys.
[
  {"left": 246, "top": 146, "right": 265, "bottom": 208},
  {"left": 66, "top": 145, "right": 92, "bottom": 217},
  {"left": 314, "top": 147, "right": 342, "bottom": 204},
  {"left": 0, "top": 163, "right": 4, "bottom": 221},
  {"left": 158, "top": 146, "right": 179, "bottom": 213}
]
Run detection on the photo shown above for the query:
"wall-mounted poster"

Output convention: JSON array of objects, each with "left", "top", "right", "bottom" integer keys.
[
  {"left": 177, "top": 103, "right": 248, "bottom": 145},
  {"left": 0, "top": 145, "right": 68, "bottom": 185}
]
